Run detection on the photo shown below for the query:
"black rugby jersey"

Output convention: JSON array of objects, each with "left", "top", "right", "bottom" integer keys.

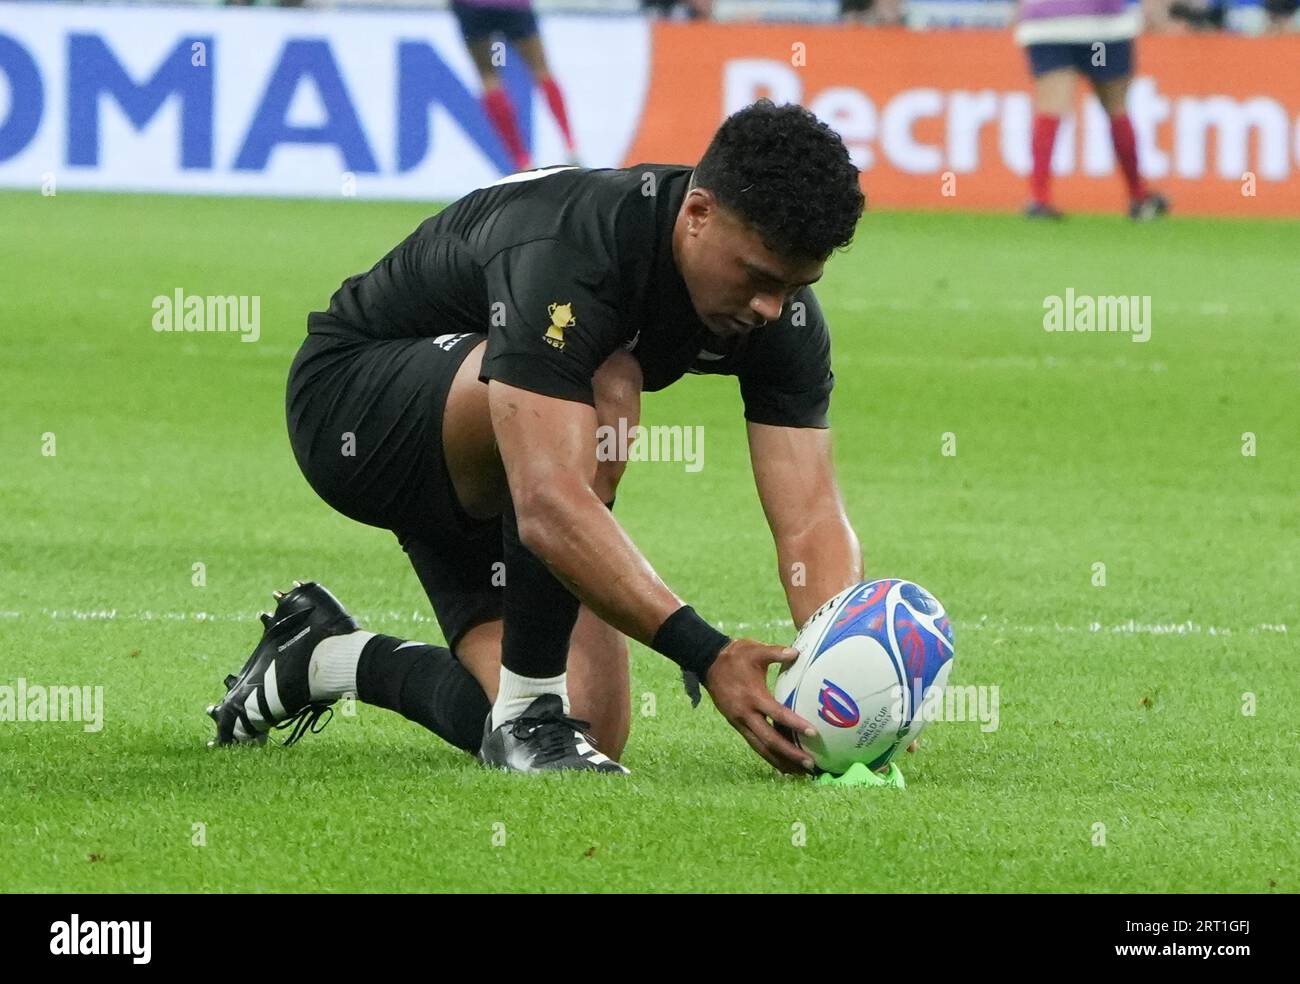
[{"left": 308, "top": 164, "right": 834, "bottom": 428}]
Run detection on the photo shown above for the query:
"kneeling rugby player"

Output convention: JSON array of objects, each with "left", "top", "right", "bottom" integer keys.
[{"left": 208, "top": 100, "right": 867, "bottom": 776}]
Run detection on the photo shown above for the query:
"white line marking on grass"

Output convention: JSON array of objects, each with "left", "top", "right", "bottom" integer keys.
[
  {"left": 0, "top": 610, "right": 1287, "bottom": 638},
  {"left": 828, "top": 296, "right": 1275, "bottom": 318},
  {"left": 0, "top": 608, "right": 445, "bottom": 625},
  {"left": 716, "top": 618, "right": 1287, "bottom": 637}
]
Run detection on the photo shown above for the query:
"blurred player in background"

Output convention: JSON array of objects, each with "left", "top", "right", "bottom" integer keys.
[
  {"left": 1015, "top": 0, "right": 1169, "bottom": 220},
  {"left": 452, "top": 0, "right": 578, "bottom": 170},
  {"left": 1265, "top": 0, "right": 1299, "bottom": 32},
  {"left": 642, "top": 0, "right": 714, "bottom": 19},
  {"left": 840, "top": 0, "right": 906, "bottom": 26}
]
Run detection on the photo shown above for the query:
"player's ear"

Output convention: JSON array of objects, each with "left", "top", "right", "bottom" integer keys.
[{"left": 682, "top": 187, "right": 716, "bottom": 234}]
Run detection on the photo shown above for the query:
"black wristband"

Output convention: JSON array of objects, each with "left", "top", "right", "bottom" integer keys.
[{"left": 651, "top": 605, "right": 730, "bottom": 680}]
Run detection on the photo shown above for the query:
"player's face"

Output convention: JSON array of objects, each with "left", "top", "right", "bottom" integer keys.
[{"left": 677, "top": 188, "right": 824, "bottom": 338}]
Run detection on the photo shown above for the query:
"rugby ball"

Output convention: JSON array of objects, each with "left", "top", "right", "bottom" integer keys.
[{"left": 773, "top": 579, "right": 955, "bottom": 775}]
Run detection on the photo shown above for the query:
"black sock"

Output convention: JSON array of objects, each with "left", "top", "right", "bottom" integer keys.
[
  {"left": 499, "top": 500, "right": 583, "bottom": 679},
  {"left": 355, "top": 634, "right": 489, "bottom": 753}
]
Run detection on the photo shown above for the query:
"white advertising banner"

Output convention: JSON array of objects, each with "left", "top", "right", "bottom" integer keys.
[{"left": 0, "top": 3, "right": 650, "bottom": 198}]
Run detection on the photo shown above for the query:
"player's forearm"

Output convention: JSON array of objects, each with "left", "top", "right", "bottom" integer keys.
[
  {"left": 513, "top": 477, "right": 683, "bottom": 645},
  {"left": 775, "top": 513, "right": 862, "bottom": 628}
]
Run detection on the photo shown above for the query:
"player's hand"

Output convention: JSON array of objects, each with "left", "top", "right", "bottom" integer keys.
[{"left": 703, "top": 639, "right": 817, "bottom": 775}]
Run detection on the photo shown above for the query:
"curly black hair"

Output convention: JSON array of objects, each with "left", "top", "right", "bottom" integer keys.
[{"left": 692, "top": 99, "right": 865, "bottom": 263}]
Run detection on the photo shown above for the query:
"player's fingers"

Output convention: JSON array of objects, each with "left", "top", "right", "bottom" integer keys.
[
  {"left": 745, "top": 641, "right": 800, "bottom": 668},
  {"left": 768, "top": 645, "right": 801, "bottom": 667},
  {"left": 748, "top": 713, "right": 814, "bottom": 773},
  {"left": 907, "top": 740, "right": 918, "bottom": 754},
  {"left": 735, "top": 720, "right": 794, "bottom": 774},
  {"left": 761, "top": 695, "right": 816, "bottom": 739}
]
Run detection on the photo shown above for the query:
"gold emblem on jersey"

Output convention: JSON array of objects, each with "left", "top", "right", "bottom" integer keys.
[{"left": 545, "top": 302, "right": 574, "bottom": 350}]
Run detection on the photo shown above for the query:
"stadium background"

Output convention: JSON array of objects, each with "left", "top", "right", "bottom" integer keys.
[
  {"left": 2, "top": 0, "right": 1299, "bottom": 213},
  {"left": 2, "top": 0, "right": 1297, "bottom": 894}
]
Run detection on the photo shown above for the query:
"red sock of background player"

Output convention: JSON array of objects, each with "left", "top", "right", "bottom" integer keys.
[
  {"left": 538, "top": 76, "right": 575, "bottom": 153},
  {"left": 1030, "top": 113, "right": 1060, "bottom": 206},
  {"left": 482, "top": 86, "right": 530, "bottom": 170},
  {"left": 1109, "top": 114, "right": 1147, "bottom": 202}
]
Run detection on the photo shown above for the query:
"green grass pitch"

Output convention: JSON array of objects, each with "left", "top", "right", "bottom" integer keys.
[{"left": 1, "top": 189, "right": 1296, "bottom": 893}]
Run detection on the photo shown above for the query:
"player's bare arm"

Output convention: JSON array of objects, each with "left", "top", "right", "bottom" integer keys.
[
  {"left": 747, "top": 421, "right": 862, "bottom": 628},
  {"left": 487, "top": 379, "right": 675, "bottom": 640},
  {"left": 487, "top": 378, "right": 818, "bottom": 773},
  {"left": 748, "top": 422, "right": 920, "bottom": 759}
]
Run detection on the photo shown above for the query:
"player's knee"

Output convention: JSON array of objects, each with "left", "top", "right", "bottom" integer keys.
[{"left": 592, "top": 350, "right": 642, "bottom": 501}]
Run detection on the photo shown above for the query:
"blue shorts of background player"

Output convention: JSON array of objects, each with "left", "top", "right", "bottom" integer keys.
[
  {"left": 451, "top": 1, "right": 540, "bottom": 45},
  {"left": 1027, "top": 39, "right": 1133, "bottom": 82}
]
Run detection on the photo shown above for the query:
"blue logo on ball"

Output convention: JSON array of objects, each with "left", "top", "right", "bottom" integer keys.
[{"left": 817, "top": 680, "right": 860, "bottom": 728}]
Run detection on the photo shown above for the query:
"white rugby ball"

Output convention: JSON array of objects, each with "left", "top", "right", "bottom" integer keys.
[{"left": 773, "top": 578, "right": 955, "bottom": 775}]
